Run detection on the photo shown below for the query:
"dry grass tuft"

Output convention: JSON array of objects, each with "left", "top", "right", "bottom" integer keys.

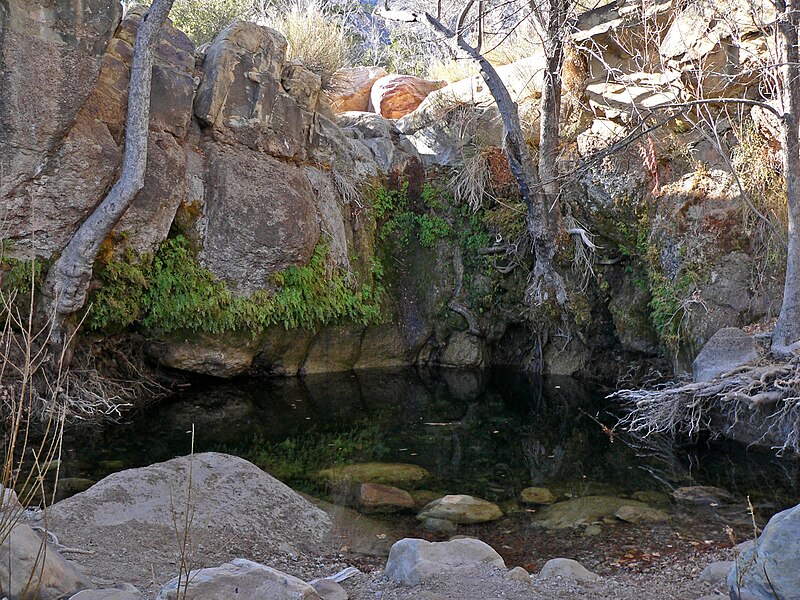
[
  {"left": 427, "top": 59, "right": 479, "bottom": 84},
  {"left": 267, "top": 0, "right": 349, "bottom": 88}
]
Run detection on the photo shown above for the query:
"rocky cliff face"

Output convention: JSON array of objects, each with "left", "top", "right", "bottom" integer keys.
[{"left": 0, "top": 0, "right": 783, "bottom": 381}]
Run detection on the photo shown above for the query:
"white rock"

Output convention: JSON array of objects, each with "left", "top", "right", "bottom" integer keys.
[
  {"left": 385, "top": 538, "right": 506, "bottom": 586},
  {"left": 538, "top": 558, "right": 600, "bottom": 582},
  {"left": 157, "top": 558, "right": 321, "bottom": 599},
  {"left": 0, "top": 522, "right": 91, "bottom": 599},
  {"left": 699, "top": 560, "right": 733, "bottom": 586}
]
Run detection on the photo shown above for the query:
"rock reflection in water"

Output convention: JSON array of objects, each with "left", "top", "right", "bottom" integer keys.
[{"left": 60, "top": 368, "right": 800, "bottom": 511}]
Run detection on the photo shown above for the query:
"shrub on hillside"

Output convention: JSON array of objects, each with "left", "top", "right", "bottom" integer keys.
[
  {"left": 169, "top": 0, "right": 259, "bottom": 45},
  {"left": 267, "top": 0, "right": 350, "bottom": 87}
]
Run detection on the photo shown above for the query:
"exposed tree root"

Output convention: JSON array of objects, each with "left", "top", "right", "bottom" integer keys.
[
  {"left": 447, "top": 247, "right": 481, "bottom": 335},
  {"left": 611, "top": 354, "right": 800, "bottom": 454},
  {"left": 1, "top": 292, "right": 166, "bottom": 423}
]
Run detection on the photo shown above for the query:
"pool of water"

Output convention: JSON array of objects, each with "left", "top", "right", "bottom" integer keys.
[
  {"left": 51, "top": 367, "right": 800, "bottom": 572},
  {"left": 59, "top": 367, "right": 800, "bottom": 511}
]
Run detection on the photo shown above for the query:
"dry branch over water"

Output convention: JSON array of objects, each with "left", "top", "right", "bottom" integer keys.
[{"left": 612, "top": 354, "right": 800, "bottom": 454}]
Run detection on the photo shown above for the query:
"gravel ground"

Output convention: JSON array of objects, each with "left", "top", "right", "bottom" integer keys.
[
  {"left": 305, "top": 505, "right": 738, "bottom": 600},
  {"left": 338, "top": 555, "right": 732, "bottom": 600}
]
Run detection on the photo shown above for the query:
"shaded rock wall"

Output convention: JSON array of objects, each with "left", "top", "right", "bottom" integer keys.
[{"left": 0, "top": 0, "right": 786, "bottom": 382}]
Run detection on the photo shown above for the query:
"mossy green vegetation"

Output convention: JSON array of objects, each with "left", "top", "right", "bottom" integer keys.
[
  {"left": 0, "top": 253, "right": 46, "bottom": 327},
  {"left": 87, "top": 236, "right": 384, "bottom": 335},
  {"left": 372, "top": 182, "right": 494, "bottom": 260},
  {"left": 372, "top": 181, "right": 507, "bottom": 310},
  {"left": 372, "top": 183, "right": 455, "bottom": 249},
  {"left": 611, "top": 205, "right": 702, "bottom": 351},
  {"left": 647, "top": 269, "right": 698, "bottom": 351},
  {"left": 0, "top": 256, "right": 44, "bottom": 298}
]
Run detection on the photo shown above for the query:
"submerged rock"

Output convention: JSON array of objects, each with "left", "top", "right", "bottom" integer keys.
[
  {"left": 520, "top": 487, "right": 556, "bottom": 505},
  {"left": 318, "top": 463, "right": 430, "bottom": 489},
  {"left": 537, "top": 495, "right": 648, "bottom": 529},
  {"left": 418, "top": 517, "right": 458, "bottom": 535},
  {"left": 673, "top": 485, "right": 734, "bottom": 505},
  {"left": 417, "top": 494, "right": 503, "bottom": 524},
  {"left": 157, "top": 559, "right": 321, "bottom": 599},
  {"left": 356, "top": 483, "right": 415, "bottom": 513},
  {"left": 384, "top": 538, "right": 505, "bottom": 586},
  {"left": 614, "top": 504, "right": 670, "bottom": 523}
]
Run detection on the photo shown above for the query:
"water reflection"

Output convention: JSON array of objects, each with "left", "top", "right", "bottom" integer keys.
[{"left": 60, "top": 368, "right": 800, "bottom": 512}]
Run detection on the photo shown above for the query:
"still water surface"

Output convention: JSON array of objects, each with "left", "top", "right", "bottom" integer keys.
[
  {"left": 56, "top": 368, "right": 800, "bottom": 569},
  {"left": 60, "top": 368, "right": 800, "bottom": 513}
]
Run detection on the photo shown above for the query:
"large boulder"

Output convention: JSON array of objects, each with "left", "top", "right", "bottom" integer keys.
[
  {"left": 370, "top": 75, "right": 445, "bottom": 120},
  {"left": 194, "top": 21, "right": 306, "bottom": 159},
  {"left": 384, "top": 538, "right": 505, "bottom": 586},
  {"left": 44, "top": 453, "right": 332, "bottom": 589},
  {"left": 327, "top": 66, "right": 388, "bottom": 112},
  {"left": 2, "top": 5, "right": 195, "bottom": 258},
  {"left": 0, "top": 522, "right": 91, "bottom": 599},
  {"left": 157, "top": 559, "right": 320, "bottom": 600},
  {"left": 200, "top": 144, "right": 320, "bottom": 293},
  {"left": 417, "top": 495, "right": 503, "bottom": 524},
  {"left": 0, "top": 0, "right": 122, "bottom": 231},
  {"left": 729, "top": 503, "right": 800, "bottom": 599},
  {"left": 396, "top": 55, "right": 546, "bottom": 166},
  {"left": 692, "top": 328, "right": 758, "bottom": 382}
]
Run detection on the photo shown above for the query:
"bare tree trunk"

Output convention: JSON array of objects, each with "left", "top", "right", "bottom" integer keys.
[
  {"left": 531, "top": 0, "right": 568, "bottom": 304},
  {"left": 456, "top": 34, "right": 566, "bottom": 303},
  {"left": 377, "top": 0, "right": 567, "bottom": 303},
  {"left": 537, "top": 0, "right": 565, "bottom": 204},
  {"left": 772, "top": 0, "right": 800, "bottom": 353},
  {"left": 40, "top": 0, "right": 176, "bottom": 360}
]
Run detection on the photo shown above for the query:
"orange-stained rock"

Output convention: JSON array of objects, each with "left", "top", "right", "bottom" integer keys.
[
  {"left": 326, "top": 66, "right": 388, "bottom": 112},
  {"left": 357, "top": 483, "right": 416, "bottom": 513},
  {"left": 370, "top": 75, "right": 446, "bottom": 120}
]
